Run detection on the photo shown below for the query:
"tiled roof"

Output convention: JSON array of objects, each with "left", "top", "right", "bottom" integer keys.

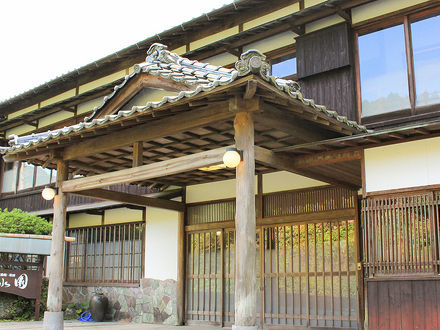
[{"left": 2, "top": 43, "right": 367, "bottom": 155}]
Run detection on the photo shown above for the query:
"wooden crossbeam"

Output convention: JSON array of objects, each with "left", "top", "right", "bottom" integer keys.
[
  {"left": 70, "top": 188, "right": 185, "bottom": 211},
  {"left": 292, "top": 148, "right": 361, "bottom": 168},
  {"left": 62, "top": 102, "right": 233, "bottom": 161},
  {"left": 62, "top": 146, "right": 230, "bottom": 192},
  {"left": 254, "top": 146, "right": 358, "bottom": 188}
]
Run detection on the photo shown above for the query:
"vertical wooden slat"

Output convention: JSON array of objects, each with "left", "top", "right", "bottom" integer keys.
[
  {"left": 330, "top": 222, "right": 334, "bottom": 327},
  {"left": 260, "top": 227, "right": 265, "bottom": 328},
  {"left": 284, "top": 226, "right": 288, "bottom": 325},
  {"left": 321, "top": 222, "right": 326, "bottom": 327},
  {"left": 314, "top": 223, "right": 317, "bottom": 327},
  {"left": 337, "top": 221, "right": 342, "bottom": 326},
  {"left": 298, "top": 224, "right": 302, "bottom": 325},
  {"left": 220, "top": 229, "right": 224, "bottom": 327}
]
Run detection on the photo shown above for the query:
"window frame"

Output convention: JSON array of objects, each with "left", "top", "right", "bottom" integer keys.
[
  {"left": 270, "top": 52, "right": 298, "bottom": 81},
  {"left": 355, "top": 6, "right": 440, "bottom": 126},
  {"left": 1, "top": 161, "right": 56, "bottom": 196},
  {"left": 265, "top": 44, "right": 297, "bottom": 81},
  {"left": 64, "top": 221, "right": 145, "bottom": 286}
]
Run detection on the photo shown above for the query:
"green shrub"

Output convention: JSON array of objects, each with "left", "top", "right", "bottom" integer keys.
[
  {"left": 0, "top": 208, "right": 52, "bottom": 235},
  {"left": 1, "top": 278, "right": 48, "bottom": 321}
]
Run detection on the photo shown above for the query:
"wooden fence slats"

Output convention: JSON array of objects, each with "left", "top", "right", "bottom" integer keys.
[{"left": 362, "top": 192, "right": 440, "bottom": 277}]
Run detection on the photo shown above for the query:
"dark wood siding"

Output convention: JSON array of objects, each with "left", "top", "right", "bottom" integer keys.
[
  {"left": 0, "top": 184, "right": 155, "bottom": 213},
  {"left": 296, "top": 22, "right": 352, "bottom": 78},
  {"left": 367, "top": 280, "right": 440, "bottom": 329},
  {"left": 296, "top": 22, "right": 357, "bottom": 121},
  {"left": 299, "top": 68, "right": 356, "bottom": 120}
]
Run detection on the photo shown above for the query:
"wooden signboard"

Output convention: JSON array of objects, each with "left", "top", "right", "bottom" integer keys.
[
  {"left": 0, "top": 268, "right": 44, "bottom": 320},
  {"left": 0, "top": 269, "right": 43, "bottom": 299}
]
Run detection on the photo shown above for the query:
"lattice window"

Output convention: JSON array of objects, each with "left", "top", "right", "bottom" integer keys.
[
  {"left": 65, "top": 222, "right": 144, "bottom": 284},
  {"left": 362, "top": 192, "right": 440, "bottom": 277},
  {"left": 187, "top": 200, "right": 236, "bottom": 225}
]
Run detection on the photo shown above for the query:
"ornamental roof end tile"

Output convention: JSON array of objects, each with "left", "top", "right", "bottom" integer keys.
[{"left": 2, "top": 43, "right": 368, "bottom": 155}]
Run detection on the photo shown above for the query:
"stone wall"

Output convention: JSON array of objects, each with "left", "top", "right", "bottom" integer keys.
[{"left": 63, "top": 278, "right": 177, "bottom": 324}]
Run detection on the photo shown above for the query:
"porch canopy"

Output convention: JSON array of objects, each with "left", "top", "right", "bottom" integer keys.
[{"left": 1, "top": 44, "right": 367, "bottom": 329}]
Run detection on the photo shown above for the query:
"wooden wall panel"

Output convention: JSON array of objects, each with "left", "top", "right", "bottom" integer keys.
[
  {"left": 367, "top": 280, "right": 440, "bottom": 330},
  {"left": 299, "top": 68, "right": 357, "bottom": 120},
  {"left": 296, "top": 22, "right": 352, "bottom": 78}
]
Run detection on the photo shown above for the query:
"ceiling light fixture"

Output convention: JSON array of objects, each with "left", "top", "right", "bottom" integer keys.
[{"left": 223, "top": 147, "right": 243, "bottom": 168}]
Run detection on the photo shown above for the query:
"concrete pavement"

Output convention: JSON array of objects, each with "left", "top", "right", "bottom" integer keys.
[{"left": 0, "top": 320, "right": 224, "bottom": 330}]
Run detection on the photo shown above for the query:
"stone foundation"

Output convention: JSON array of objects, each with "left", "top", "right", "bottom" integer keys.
[{"left": 63, "top": 278, "right": 177, "bottom": 324}]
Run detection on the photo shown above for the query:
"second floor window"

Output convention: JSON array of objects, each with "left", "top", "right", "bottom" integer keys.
[
  {"left": 271, "top": 53, "right": 297, "bottom": 79},
  {"left": 357, "top": 11, "right": 440, "bottom": 118},
  {"left": 1, "top": 161, "right": 57, "bottom": 193}
]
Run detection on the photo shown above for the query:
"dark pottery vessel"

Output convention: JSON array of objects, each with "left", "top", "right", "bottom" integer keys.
[{"left": 90, "top": 292, "right": 109, "bottom": 322}]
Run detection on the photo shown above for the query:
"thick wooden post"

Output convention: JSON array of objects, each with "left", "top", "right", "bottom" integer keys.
[
  {"left": 177, "top": 186, "right": 186, "bottom": 325},
  {"left": 177, "top": 210, "right": 186, "bottom": 325},
  {"left": 44, "top": 160, "right": 68, "bottom": 330},
  {"left": 233, "top": 112, "right": 257, "bottom": 330}
]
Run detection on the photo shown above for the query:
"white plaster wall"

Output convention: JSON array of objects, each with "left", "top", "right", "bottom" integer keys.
[
  {"left": 243, "top": 31, "right": 297, "bottom": 54},
  {"left": 104, "top": 207, "right": 143, "bottom": 224},
  {"left": 262, "top": 171, "right": 325, "bottom": 193},
  {"left": 352, "top": 0, "right": 430, "bottom": 24},
  {"left": 145, "top": 207, "right": 179, "bottom": 281},
  {"left": 68, "top": 212, "right": 102, "bottom": 228},
  {"left": 364, "top": 137, "right": 440, "bottom": 192},
  {"left": 186, "top": 171, "right": 325, "bottom": 203}
]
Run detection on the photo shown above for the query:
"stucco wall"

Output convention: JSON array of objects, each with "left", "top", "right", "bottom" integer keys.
[
  {"left": 186, "top": 171, "right": 325, "bottom": 203},
  {"left": 364, "top": 137, "right": 440, "bottom": 192},
  {"left": 145, "top": 207, "right": 178, "bottom": 281}
]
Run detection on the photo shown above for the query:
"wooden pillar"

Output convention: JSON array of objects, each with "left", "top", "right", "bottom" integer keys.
[
  {"left": 233, "top": 112, "right": 257, "bottom": 330},
  {"left": 177, "top": 210, "right": 185, "bottom": 325},
  {"left": 44, "top": 160, "right": 68, "bottom": 330},
  {"left": 177, "top": 187, "right": 186, "bottom": 325}
]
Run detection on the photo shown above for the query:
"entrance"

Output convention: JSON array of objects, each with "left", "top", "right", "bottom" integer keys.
[{"left": 185, "top": 186, "right": 361, "bottom": 328}]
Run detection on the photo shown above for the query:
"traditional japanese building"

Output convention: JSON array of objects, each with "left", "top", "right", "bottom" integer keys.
[{"left": 1, "top": 0, "right": 440, "bottom": 329}]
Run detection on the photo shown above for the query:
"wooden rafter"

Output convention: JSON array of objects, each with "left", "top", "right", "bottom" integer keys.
[
  {"left": 62, "top": 102, "right": 233, "bottom": 161},
  {"left": 71, "top": 188, "right": 185, "bottom": 211},
  {"left": 256, "top": 102, "right": 333, "bottom": 142}
]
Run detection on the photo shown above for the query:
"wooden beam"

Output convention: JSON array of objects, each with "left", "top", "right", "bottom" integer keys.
[
  {"left": 254, "top": 145, "right": 358, "bottom": 188},
  {"left": 292, "top": 148, "right": 362, "bottom": 168},
  {"left": 256, "top": 102, "right": 333, "bottom": 142},
  {"left": 244, "top": 80, "right": 258, "bottom": 100},
  {"left": 62, "top": 146, "right": 230, "bottom": 192},
  {"left": 290, "top": 23, "right": 305, "bottom": 35},
  {"left": 62, "top": 102, "right": 233, "bottom": 161},
  {"left": 70, "top": 188, "right": 185, "bottom": 211},
  {"left": 229, "top": 95, "right": 262, "bottom": 113},
  {"left": 132, "top": 141, "right": 143, "bottom": 167}
]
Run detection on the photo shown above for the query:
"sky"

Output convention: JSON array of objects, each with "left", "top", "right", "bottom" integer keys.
[{"left": 0, "top": 0, "right": 234, "bottom": 102}]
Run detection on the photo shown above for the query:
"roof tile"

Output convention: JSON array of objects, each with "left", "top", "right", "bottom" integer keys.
[{"left": 2, "top": 43, "right": 367, "bottom": 155}]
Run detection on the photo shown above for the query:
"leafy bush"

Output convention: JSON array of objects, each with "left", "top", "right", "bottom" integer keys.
[
  {"left": 1, "top": 278, "right": 48, "bottom": 321},
  {"left": 0, "top": 208, "right": 52, "bottom": 235}
]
